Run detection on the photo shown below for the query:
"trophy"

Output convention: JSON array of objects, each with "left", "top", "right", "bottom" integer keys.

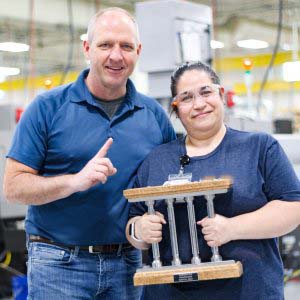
[{"left": 124, "top": 177, "right": 243, "bottom": 286}]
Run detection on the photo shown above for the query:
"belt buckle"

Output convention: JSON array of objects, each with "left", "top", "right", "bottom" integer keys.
[{"left": 88, "top": 246, "right": 102, "bottom": 254}]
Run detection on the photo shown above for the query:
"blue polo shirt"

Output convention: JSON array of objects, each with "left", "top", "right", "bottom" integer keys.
[{"left": 7, "top": 69, "right": 176, "bottom": 245}]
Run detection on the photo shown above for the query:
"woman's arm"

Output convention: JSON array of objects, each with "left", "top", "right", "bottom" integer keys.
[{"left": 198, "top": 200, "right": 300, "bottom": 247}]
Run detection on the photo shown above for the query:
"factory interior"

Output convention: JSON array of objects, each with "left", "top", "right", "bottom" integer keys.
[{"left": 1, "top": 0, "right": 300, "bottom": 299}]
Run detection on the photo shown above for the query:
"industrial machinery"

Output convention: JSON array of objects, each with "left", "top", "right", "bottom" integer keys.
[
  {"left": 274, "top": 134, "right": 300, "bottom": 283},
  {"left": 136, "top": 0, "right": 212, "bottom": 99},
  {"left": 135, "top": 0, "right": 212, "bottom": 135},
  {"left": 0, "top": 104, "right": 27, "bottom": 298}
]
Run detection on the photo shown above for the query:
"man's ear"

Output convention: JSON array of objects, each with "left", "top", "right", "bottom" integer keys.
[
  {"left": 83, "top": 40, "right": 90, "bottom": 60},
  {"left": 137, "top": 43, "right": 142, "bottom": 56}
]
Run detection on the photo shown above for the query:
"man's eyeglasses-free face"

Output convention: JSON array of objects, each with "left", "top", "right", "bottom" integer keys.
[{"left": 172, "top": 84, "right": 221, "bottom": 107}]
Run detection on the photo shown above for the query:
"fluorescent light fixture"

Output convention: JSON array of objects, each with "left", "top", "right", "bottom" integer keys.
[
  {"left": 0, "top": 42, "right": 29, "bottom": 52},
  {"left": 80, "top": 33, "right": 88, "bottom": 41},
  {"left": 237, "top": 39, "right": 269, "bottom": 49},
  {"left": 0, "top": 67, "right": 20, "bottom": 76},
  {"left": 210, "top": 40, "right": 224, "bottom": 49},
  {"left": 282, "top": 61, "right": 300, "bottom": 82}
]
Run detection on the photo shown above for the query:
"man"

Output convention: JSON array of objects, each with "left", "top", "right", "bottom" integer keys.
[{"left": 3, "top": 7, "right": 175, "bottom": 300}]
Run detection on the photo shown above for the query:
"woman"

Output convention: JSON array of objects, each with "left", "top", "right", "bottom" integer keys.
[{"left": 126, "top": 62, "right": 300, "bottom": 299}]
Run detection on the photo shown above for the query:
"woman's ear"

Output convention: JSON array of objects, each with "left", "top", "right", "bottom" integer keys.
[{"left": 219, "top": 87, "right": 226, "bottom": 105}]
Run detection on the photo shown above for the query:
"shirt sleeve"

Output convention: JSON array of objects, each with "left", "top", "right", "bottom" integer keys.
[
  {"left": 263, "top": 137, "right": 300, "bottom": 201},
  {"left": 6, "top": 96, "right": 49, "bottom": 171},
  {"left": 154, "top": 104, "right": 176, "bottom": 143},
  {"left": 162, "top": 116, "right": 176, "bottom": 144}
]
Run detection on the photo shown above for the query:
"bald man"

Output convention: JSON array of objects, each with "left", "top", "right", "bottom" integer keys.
[{"left": 4, "top": 7, "right": 175, "bottom": 299}]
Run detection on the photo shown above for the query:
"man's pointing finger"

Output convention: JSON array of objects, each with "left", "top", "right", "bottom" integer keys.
[{"left": 95, "top": 138, "right": 113, "bottom": 158}]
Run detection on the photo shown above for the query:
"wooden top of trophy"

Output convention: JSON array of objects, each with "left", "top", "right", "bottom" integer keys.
[{"left": 124, "top": 177, "right": 232, "bottom": 202}]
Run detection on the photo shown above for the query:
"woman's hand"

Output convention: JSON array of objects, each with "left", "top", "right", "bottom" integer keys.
[
  {"left": 135, "top": 212, "right": 166, "bottom": 244},
  {"left": 197, "top": 214, "right": 235, "bottom": 247}
]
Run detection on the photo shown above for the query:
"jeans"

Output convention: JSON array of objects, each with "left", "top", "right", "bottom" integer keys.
[{"left": 27, "top": 242, "right": 142, "bottom": 300}]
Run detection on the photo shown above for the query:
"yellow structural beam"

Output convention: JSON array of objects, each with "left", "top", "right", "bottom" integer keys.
[
  {"left": 0, "top": 51, "right": 299, "bottom": 93},
  {"left": 213, "top": 51, "right": 295, "bottom": 71},
  {"left": 0, "top": 71, "right": 79, "bottom": 91},
  {"left": 234, "top": 81, "right": 300, "bottom": 95}
]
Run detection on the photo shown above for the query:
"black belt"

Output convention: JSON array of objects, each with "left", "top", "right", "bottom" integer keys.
[{"left": 29, "top": 235, "right": 133, "bottom": 254}]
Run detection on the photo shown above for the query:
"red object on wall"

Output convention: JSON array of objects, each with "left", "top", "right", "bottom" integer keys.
[
  {"left": 15, "top": 107, "right": 24, "bottom": 123},
  {"left": 226, "top": 90, "right": 235, "bottom": 108}
]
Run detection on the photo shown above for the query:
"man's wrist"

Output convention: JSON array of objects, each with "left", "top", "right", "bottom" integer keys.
[{"left": 67, "top": 174, "right": 80, "bottom": 194}]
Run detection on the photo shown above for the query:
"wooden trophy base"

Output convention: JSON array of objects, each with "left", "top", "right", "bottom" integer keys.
[{"left": 134, "top": 260, "right": 243, "bottom": 286}]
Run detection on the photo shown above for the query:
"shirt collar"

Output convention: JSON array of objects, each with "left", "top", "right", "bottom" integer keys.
[{"left": 69, "top": 69, "right": 144, "bottom": 109}]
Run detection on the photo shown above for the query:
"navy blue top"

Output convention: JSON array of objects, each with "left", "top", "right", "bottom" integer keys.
[
  {"left": 130, "top": 127, "right": 300, "bottom": 300},
  {"left": 7, "top": 69, "right": 176, "bottom": 245}
]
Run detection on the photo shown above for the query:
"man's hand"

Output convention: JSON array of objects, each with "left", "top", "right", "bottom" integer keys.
[
  {"left": 135, "top": 212, "right": 166, "bottom": 244},
  {"left": 72, "top": 138, "right": 117, "bottom": 192},
  {"left": 197, "top": 214, "right": 235, "bottom": 247}
]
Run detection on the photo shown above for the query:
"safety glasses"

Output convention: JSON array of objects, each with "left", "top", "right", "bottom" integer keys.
[{"left": 172, "top": 84, "right": 222, "bottom": 107}]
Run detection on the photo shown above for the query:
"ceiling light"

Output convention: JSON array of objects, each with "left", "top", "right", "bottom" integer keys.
[
  {"left": 0, "top": 67, "right": 20, "bottom": 76},
  {"left": 282, "top": 61, "right": 300, "bottom": 82},
  {"left": 0, "top": 42, "right": 29, "bottom": 52},
  {"left": 210, "top": 40, "right": 224, "bottom": 49},
  {"left": 237, "top": 39, "right": 269, "bottom": 49},
  {"left": 80, "top": 34, "right": 88, "bottom": 41}
]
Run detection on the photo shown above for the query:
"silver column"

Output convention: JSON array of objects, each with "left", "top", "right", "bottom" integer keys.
[
  {"left": 166, "top": 198, "right": 181, "bottom": 266},
  {"left": 146, "top": 200, "right": 162, "bottom": 268},
  {"left": 186, "top": 196, "right": 201, "bottom": 265},
  {"left": 205, "top": 194, "right": 222, "bottom": 262}
]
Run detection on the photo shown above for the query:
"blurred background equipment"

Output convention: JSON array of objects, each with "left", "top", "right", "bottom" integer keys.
[
  {"left": 0, "top": 104, "right": 27, "bottom": 299},
  {"left": 136, "top": 0, "right": 212, "bottom": 99},
  {"left": 135, "top": 0, "right": 212, "bottom": 134}
]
